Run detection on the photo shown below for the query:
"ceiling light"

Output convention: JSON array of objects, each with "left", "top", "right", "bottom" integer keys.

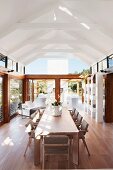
[
  {"left": 59, "top": 6, "right": 73, "bottom": 16},
  {"left": 80, "top": 23, "right": 90, "bottom": 30},
  {"left": 54, "top": 13, "right": 56, "bottom": 21}
]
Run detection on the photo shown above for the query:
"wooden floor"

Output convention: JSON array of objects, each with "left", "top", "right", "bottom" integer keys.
[{"left": 0, "top": 109, "right": 113, "bottom": 169}]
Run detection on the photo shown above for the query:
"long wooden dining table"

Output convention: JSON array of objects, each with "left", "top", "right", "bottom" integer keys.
[{"left": 34, "top": 106, "right": 79, "bottom": 166}]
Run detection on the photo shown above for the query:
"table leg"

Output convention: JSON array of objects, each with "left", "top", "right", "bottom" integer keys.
[
  {"left": 34, "top": 138, "right": 40, "bottom": 166},
  {"left": 72, "top": 132, "right": 79, "bottom": 166}
]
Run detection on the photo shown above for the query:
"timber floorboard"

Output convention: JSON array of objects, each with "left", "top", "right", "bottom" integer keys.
[{"left": 0, "top": 110, "right": 113, "bottom": 169}]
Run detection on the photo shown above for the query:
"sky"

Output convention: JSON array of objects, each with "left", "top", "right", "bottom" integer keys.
[{"left": 26, "top": 58, "right": 89, "bottom": 74}]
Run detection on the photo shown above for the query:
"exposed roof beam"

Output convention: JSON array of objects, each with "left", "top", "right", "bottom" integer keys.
[
  {"left": 74, "top": 52, "right": 93, "bottom": 65},
  {"left": 0, "top": 25, "right": 17, "bottom": 40},
  {"left": 16, "top": 22, "right": 81, "bottom": 31},
  {"left": 64, "top": 30, "right": 107, "bottom": 55},
  {"left": 69, "top": 44, "right": 102, "bottom": 60},
  {"left": 28, "top": 39, "right": 83, "bottom": 44},
  {"left": 23, "top": 53, "right": 46, "bottom": 65},
  {"left": 22, "top": 1, "right": 59, "bottom": 22},
  {"left": 0, "top": 1, "right": 58, "bottom": 39},
  {"left": 8, "top": 30, "right": 50, "bottom": 55},
  {"left": 61, "top": 1, "right": 113, "bottom": 40},
  {"left": 15, "top": 43, "right": 48, "bottom": 61},
  {"left": 22, "top": 49, "right": 80, "bottom": 53}
]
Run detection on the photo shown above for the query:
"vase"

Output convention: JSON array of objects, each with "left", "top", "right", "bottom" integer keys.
[{"left": 53, "top": 106, "right": 62, "bottom": 116}]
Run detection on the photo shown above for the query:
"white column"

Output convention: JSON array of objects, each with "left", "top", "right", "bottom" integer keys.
[{"left": 96, "top": 72, "right": 103, "bottom": 122}]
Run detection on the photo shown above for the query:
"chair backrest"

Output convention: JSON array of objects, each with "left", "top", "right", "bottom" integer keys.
[
  {"left": 71, "top": 107, "right": 76, "bottom": 114},
  {"left": 43, "top": 135, "right": 69, "bottom": 145},
  {"left": 25, "top": 120, "right": 36, "bottom": 133},
  {"left": 77, "top": 114, "right": 83, "bottom": 124},
  {"left": 32, "top": 111, "right": 40, "bottom": 123},
  {"left": 80, "top": 119, "right": 89, "bottom": 135},
  {"left": 42, "top": 135, "right": 70, "bottom": 169},
  {"left": 73, "top": 111, "right": 79, "bottom": 120},
  {"left": 43, "top": 135, "right": 69, "bottom": 156},
  {"left": 72, "top": 107, "right": 76, "bottom": 112}
]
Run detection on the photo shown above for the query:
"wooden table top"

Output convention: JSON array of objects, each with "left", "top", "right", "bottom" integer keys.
[{"left": 35, "top": 106, "right": 78, "bottom": 137}]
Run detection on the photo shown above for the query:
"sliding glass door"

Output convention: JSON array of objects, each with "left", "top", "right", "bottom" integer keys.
[{"left": 10, "top": 79, "right": 22, "bottom": 116}]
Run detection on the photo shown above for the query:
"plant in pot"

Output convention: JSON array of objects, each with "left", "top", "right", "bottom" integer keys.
[{"left": 51, "top": 100, "right": 62, "bottom": 116}]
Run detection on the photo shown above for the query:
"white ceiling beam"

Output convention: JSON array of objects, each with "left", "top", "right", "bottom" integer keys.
[
  {"left": 23, "top": 53, "right": 46, "bottom": 65},
  {"left": 61, "top": 1, "right": 113, "bottom": 40},
  {"left": 8, "top": 30, "right": 50, "bottom": 55},
  {"left": 73, "top": 53, "right": 93, "bottom": 65},
  {"left": 28, "top": 39, "right": 83, "bottom": 44},
  {"left": 16, "top": 22, "right": 81, "bottom": 31},
  {"left": 23, "top": 49, "right": 80, "bottom": 53},
  {"left": 22, "top": 1, "right": 59, "bottom": 22},
  {"left": 0, "top": 25, "right": 17, "bottom": 40},
  {"left": 15, "top": 43, "right": 48, "bottom": 61},
  {"left": 69, "top": 44, "right": 101, "bottom": 60},
  {"left": 0, "top": 1, "right": 58, "bottom": 39},
  {"left": 23, "top": 51, "right": 92, "bottom": 66},
  {"left": 64, "top": 30, "right": 107, "bottom": 55}
]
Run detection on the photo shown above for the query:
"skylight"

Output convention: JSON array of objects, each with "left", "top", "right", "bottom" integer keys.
[
  {"left": 59, "top": 6, "right": 73, "bottom": 16},
  {"left": 80, "top": 23, "right": 90, "bottom": 30}
]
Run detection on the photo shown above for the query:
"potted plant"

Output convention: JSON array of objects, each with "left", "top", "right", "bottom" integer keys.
[
  {"left": 51, "top": 100, "right": 62, "bottom": 106},
  {"left": 51, "top": 100, "right": 62, "bottom": 116}
]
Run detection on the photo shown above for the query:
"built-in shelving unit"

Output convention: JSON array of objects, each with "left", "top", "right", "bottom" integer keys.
[
  {"left": 84, "top": 73, "right": 105, "bottom": 122},
  {"left": 84, "top": 76, "right": 96, "bottom": 118}
]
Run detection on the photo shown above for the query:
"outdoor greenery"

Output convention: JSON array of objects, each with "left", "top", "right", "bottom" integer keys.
[
  {"left": 51, "top": 101, "right": 62, "bottom": 106},
  {"left": 10, "top": 79, "right": 22, "bottom": 115},
  {"left": 69, "top": 83, "right": 77, "bottom": 92},
  {"left": 36, "top": 81, "right": 47, "bottom": 94},
  {"left": 80, "top": 69, "right": 90, "bottom": 77},
  {"left": 69, "top": 68, "right": 90, "bottom": 76},
  {"left": 10, "top": 79, "right": 22, "bottom": 103}
]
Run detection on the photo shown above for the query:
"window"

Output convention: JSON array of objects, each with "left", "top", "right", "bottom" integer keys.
[
  {"left": 18, "top": 63, "right": 24, "bottom": 74},
  {"left": 98, "top": 59, "right": 107, "bottom": 71},
  {"left": 10, "top": 79, "right": 22, "bottom": 116},
  {"left": 92, "top": 64, "right": 97, "bottom": 74},
  {"left": 7, "top": 58, "right": 16, "bottom": 71},
  {"left": 108, "top": 55, "right": 113, "bottom": 68},
  {"left": 28, "top": 79, "right": 55, "bottom": 102}
]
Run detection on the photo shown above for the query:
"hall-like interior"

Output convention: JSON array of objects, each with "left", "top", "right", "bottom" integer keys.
[{"left": 0, "top": 0, "right": 113, "bottom": 169}]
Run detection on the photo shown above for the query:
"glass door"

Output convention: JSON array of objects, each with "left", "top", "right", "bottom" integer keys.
[{"left": 10, "top": 79, "right": 23, "bottom": 116}]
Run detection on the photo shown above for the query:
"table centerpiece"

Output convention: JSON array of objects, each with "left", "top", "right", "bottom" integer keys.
[{"left": 51, "top": 100, "right": 62, "bottom": 116}]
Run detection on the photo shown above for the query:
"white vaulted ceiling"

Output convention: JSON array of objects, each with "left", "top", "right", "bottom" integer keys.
[{"left": 0, "top": 0, "right": 113, "bottom": 66}]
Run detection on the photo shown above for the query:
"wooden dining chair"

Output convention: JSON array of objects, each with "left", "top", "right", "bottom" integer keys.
[
  {"left": 69, "top": 107, "right": 76, "bottom": 116},
  {"left": 78, "top": 119, "right": 90, "bottom": 156},
  {"left": 72, "top": 110, "right": 79, "bottom": 121},
  {"left": 24, "top": 112, "right": 40, "bottom": 156},
  {"left": 42, "top": 135, "right": 70, "bottom": 169},
  {"left": 75, "top": 114, "right": 83, "bottom": 129}
]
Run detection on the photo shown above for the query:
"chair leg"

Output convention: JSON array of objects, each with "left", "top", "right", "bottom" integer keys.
[
  {"left": 24, "top": 137, "right": 32, "bottom": 156},
  {"left": 67, "top": 148, "right": 70, "bottom": 169},
  {"left": 42, "top": 146, "right": 45, "bottom": 169},
  {"left": 82, "top": 138, "right": 90, "bottom": 156}
]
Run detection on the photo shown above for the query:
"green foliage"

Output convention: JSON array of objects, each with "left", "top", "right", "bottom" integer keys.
[
  {"left": 80, "top": 69, "right": 90, "bottom": 77},
  {"left": 37, "top": 81, "right": 47, "bottom": 94},
  {"left": 68, "top": 82, "right": 77, "bottom": 92},
  {"left": 70, "top": 84, "right": 77, "bottom": 92},
  {"left": 51, "top": 101, "right": 62, "bottom": 106}
]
